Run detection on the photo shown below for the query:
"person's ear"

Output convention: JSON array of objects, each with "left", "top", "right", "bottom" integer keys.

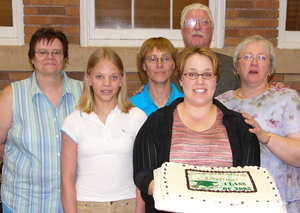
[
  {"left": 179, "top": 76, "right": 183, "bottom": 86},
  {"left": 119, "top": 76, "right": 123, "bottom": 87},
  {"left": 142, "top": 62, "right": 147, "bottom": 72},
  {"left": 87, "top": 74, "right": 92, "bottom": 86}
]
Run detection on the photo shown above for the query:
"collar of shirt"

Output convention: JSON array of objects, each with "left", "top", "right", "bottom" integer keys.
[
  {"left": 30, "top": 71, "right": 74, "bottom": 100},
  {"left": 136, "top": 83, "right": 182, "bottom": 109},
  {"left": 79, "top": 105, "right": 121, "bottom": 126}
]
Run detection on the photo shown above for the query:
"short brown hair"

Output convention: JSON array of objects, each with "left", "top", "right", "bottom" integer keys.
[
  {"left": 28, "top": 27, "right": 69, "bottom": 62},
  {"left": 176, "top": 46, "right": 220, "bottom": 81},
  {"left": 137, "top": 37, "right": 178, "bottom": 84}
]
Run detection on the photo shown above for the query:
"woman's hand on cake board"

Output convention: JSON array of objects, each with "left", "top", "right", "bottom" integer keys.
[
  {"left": 242, "top": 111, "right": 300, "bottom": 167},
  {"left": 148, "top": 180, "right": 154, "bottom": 196}
]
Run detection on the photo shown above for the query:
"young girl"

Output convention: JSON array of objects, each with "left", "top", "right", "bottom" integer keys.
[{"left": 61, "top": 47, "right": 147, "bottom": 213}]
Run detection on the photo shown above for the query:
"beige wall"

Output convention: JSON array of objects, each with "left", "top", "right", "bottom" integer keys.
[{"left": 1, "top": 45, "right": 300, "bottom": 74}]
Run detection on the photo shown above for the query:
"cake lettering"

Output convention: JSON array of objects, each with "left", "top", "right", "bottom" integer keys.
[{"left": 185, "top": 169, "right": 257, "bottom": 192}]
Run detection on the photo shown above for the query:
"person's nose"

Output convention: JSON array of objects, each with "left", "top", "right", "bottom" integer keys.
[
  {"left": 46, "top": 52, "right": 54, "bottom": 59},
  {"left": 194, "top": 20, "right": 201, "bottom": 30},
  {"left": 157, "top": 58, "right": 163, "bottom": 67},
  {"left": 196, "top": 74, "right": 204, "bottom": 84},
  {"left": 103, "top": 77, "right": 111, "bottom": 86},
  {"left": 251, "top": 57, "right": 258, "bottom": 65}
]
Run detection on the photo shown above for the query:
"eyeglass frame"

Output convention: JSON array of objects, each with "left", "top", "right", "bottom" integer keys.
[
  {"left": 34, "top": 50, "right": 64, "bottom": 58},
  {"left": 145, "top": 55, "right": 173, "bottom": 64},
  {"left": 237, "top": 54, "right": 272, "bottom": 63},
  {"left": 182, "top": 72, "right": 216, "bottom": 80},
  {"left": 184, "top": 18, "right": 212, "bottom": 28}
]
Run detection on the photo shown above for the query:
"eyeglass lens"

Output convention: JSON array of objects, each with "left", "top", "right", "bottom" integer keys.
[
  {"left": 185, "top": 18, "right": 210, "bottom": 28},
  {"left": 146, "top": 56, "right": 171, "bottom": 64}
]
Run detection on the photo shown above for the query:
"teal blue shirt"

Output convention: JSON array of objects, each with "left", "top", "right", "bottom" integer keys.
[
  {"left": 130, "top": 83, "right": 183, "bottom": 116},
  {"left": 2, "top": 71, "right": 83, "bottom": 213}
]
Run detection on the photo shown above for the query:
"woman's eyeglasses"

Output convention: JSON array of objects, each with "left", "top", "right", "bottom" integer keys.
[
  {"left": 183, "top": 72, "right": 216, "bottom": 80},
  {"left": 145, "top": 56, "right": 172, "bottom": 64},
  {"left": 35, "top": 50, "right": 64, "bottom": 58},
  {"left": 237, "top": 54, "right": 271, "bottom": 63}
]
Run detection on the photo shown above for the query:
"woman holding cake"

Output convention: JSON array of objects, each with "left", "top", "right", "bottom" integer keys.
[
  {"left": 133, "top": 46, "right": 260, "bottom": 213},
  {"left": 60, "top": 47, "right": 147, "bottom": 213},
  {"left": 217, "top": 35, "right": 300, "bottom": 212}
]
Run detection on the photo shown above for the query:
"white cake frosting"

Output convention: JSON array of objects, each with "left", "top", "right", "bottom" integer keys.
[{"left": 153, "top": 162, "right": 287, "bottom": 213}]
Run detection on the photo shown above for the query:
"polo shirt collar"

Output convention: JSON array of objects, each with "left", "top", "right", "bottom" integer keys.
[
  {"left": 80, "top": 105, "right": 121, "bottom": 119},
  {"left": 137, "top": 83, "right": 154, "bottom": 109}
]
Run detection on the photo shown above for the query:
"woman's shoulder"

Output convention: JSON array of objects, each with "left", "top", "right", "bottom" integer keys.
[
  {"left": 142, "top": 98, "right": 182, "bottom": 125},
  {"left": 61, "top": 110, "right": 82, "bottom": 131},
  {"left": 129, "top": 106, "right": 147, "bottom": 117},
  {"left": 11, "top": 74, "right": 33, "bottom": 87},
  {"left": 64, "top": 75, "right": 83, "bottom": 93},
  {"left": 215, "top": 90, "right": 235, "bottom": 101},
  {"left": 214, "top": 99, "right": 241, "bottom": 117},
  {"left": 268, "top": 87, "right": 300, "bottom": 102},
  {"left": 129, "top": 92, "right": 143, "bottom": 103},
  {"left": 270, "top": 86, "right": 298, "bottom": 95},
  {"left": 64, "top": 110, "right": 81, "bottom": 120}
]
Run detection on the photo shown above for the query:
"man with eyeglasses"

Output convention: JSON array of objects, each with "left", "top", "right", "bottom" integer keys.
[{"left": 173, "top": 3, "right": 240, "bottom": 96}]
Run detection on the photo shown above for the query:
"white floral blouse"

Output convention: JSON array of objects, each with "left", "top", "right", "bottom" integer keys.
[{"left": 217, "top": 87, "right": 300, "bottom": 209}]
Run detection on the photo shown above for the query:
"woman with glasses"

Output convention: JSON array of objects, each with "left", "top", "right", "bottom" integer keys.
[
  {"left": 0, "top": 27, "right": 83, "bottom": 212},
  {"left": 217, "top": 35, "right": 300, "bottom": 212},
  {"left": 133, "top": 46, "right": 260, "bottom": 213},
  {"left": 130, "top": 37, "right": 183, "bottom": 116}
]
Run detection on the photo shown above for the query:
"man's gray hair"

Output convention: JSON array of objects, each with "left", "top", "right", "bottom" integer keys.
[{"left": 180, "top": 3, "right": 214, "bottom": 29}]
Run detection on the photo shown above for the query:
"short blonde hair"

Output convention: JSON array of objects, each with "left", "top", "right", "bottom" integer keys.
[
  {"left": 176, "top": 46, "right": 220, "bottom": 81},
  {"left": 137, "top": 37, "right": 178, "bottom": 84},
  {"left": 180, "top": 3, "right": 214, "bottom": 29},
  {"left": 78, "top": 47, "right": 133, "bottom": 114},
  {"left": 233, "top": 35, "right": 276, "bottom": 75}
]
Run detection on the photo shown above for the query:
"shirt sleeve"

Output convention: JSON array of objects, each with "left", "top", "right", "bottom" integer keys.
[
  {"left": 132, "top": 107, "right": 147, "bottom": 138},
  {"left": 61, "top": 111, "right": 79, "bottom": 144},
  {"left": 283, "top": 89, "right": 300, "bottom": 136}
]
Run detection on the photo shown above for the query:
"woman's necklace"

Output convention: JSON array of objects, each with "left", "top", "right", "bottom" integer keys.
[{"left": 236, "top": 83, "right": 271, "bottom": 99}]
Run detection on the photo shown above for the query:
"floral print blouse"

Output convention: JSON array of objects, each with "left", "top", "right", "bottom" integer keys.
[{"left": 217, "top": 87, "right": 300, "bottom": 208}]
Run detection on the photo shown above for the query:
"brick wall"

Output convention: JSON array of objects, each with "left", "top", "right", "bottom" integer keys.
[
  {"left": 225, "top": 0, "right": 279, "bottom": 47},
  {"left": 23, "top": 0, "right": 80, "bottom": 44}
]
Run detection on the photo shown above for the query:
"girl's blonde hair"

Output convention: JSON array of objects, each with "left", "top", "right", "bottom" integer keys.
[{"left": 77, "top": 47, "right": 133, "bottom": 114}]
